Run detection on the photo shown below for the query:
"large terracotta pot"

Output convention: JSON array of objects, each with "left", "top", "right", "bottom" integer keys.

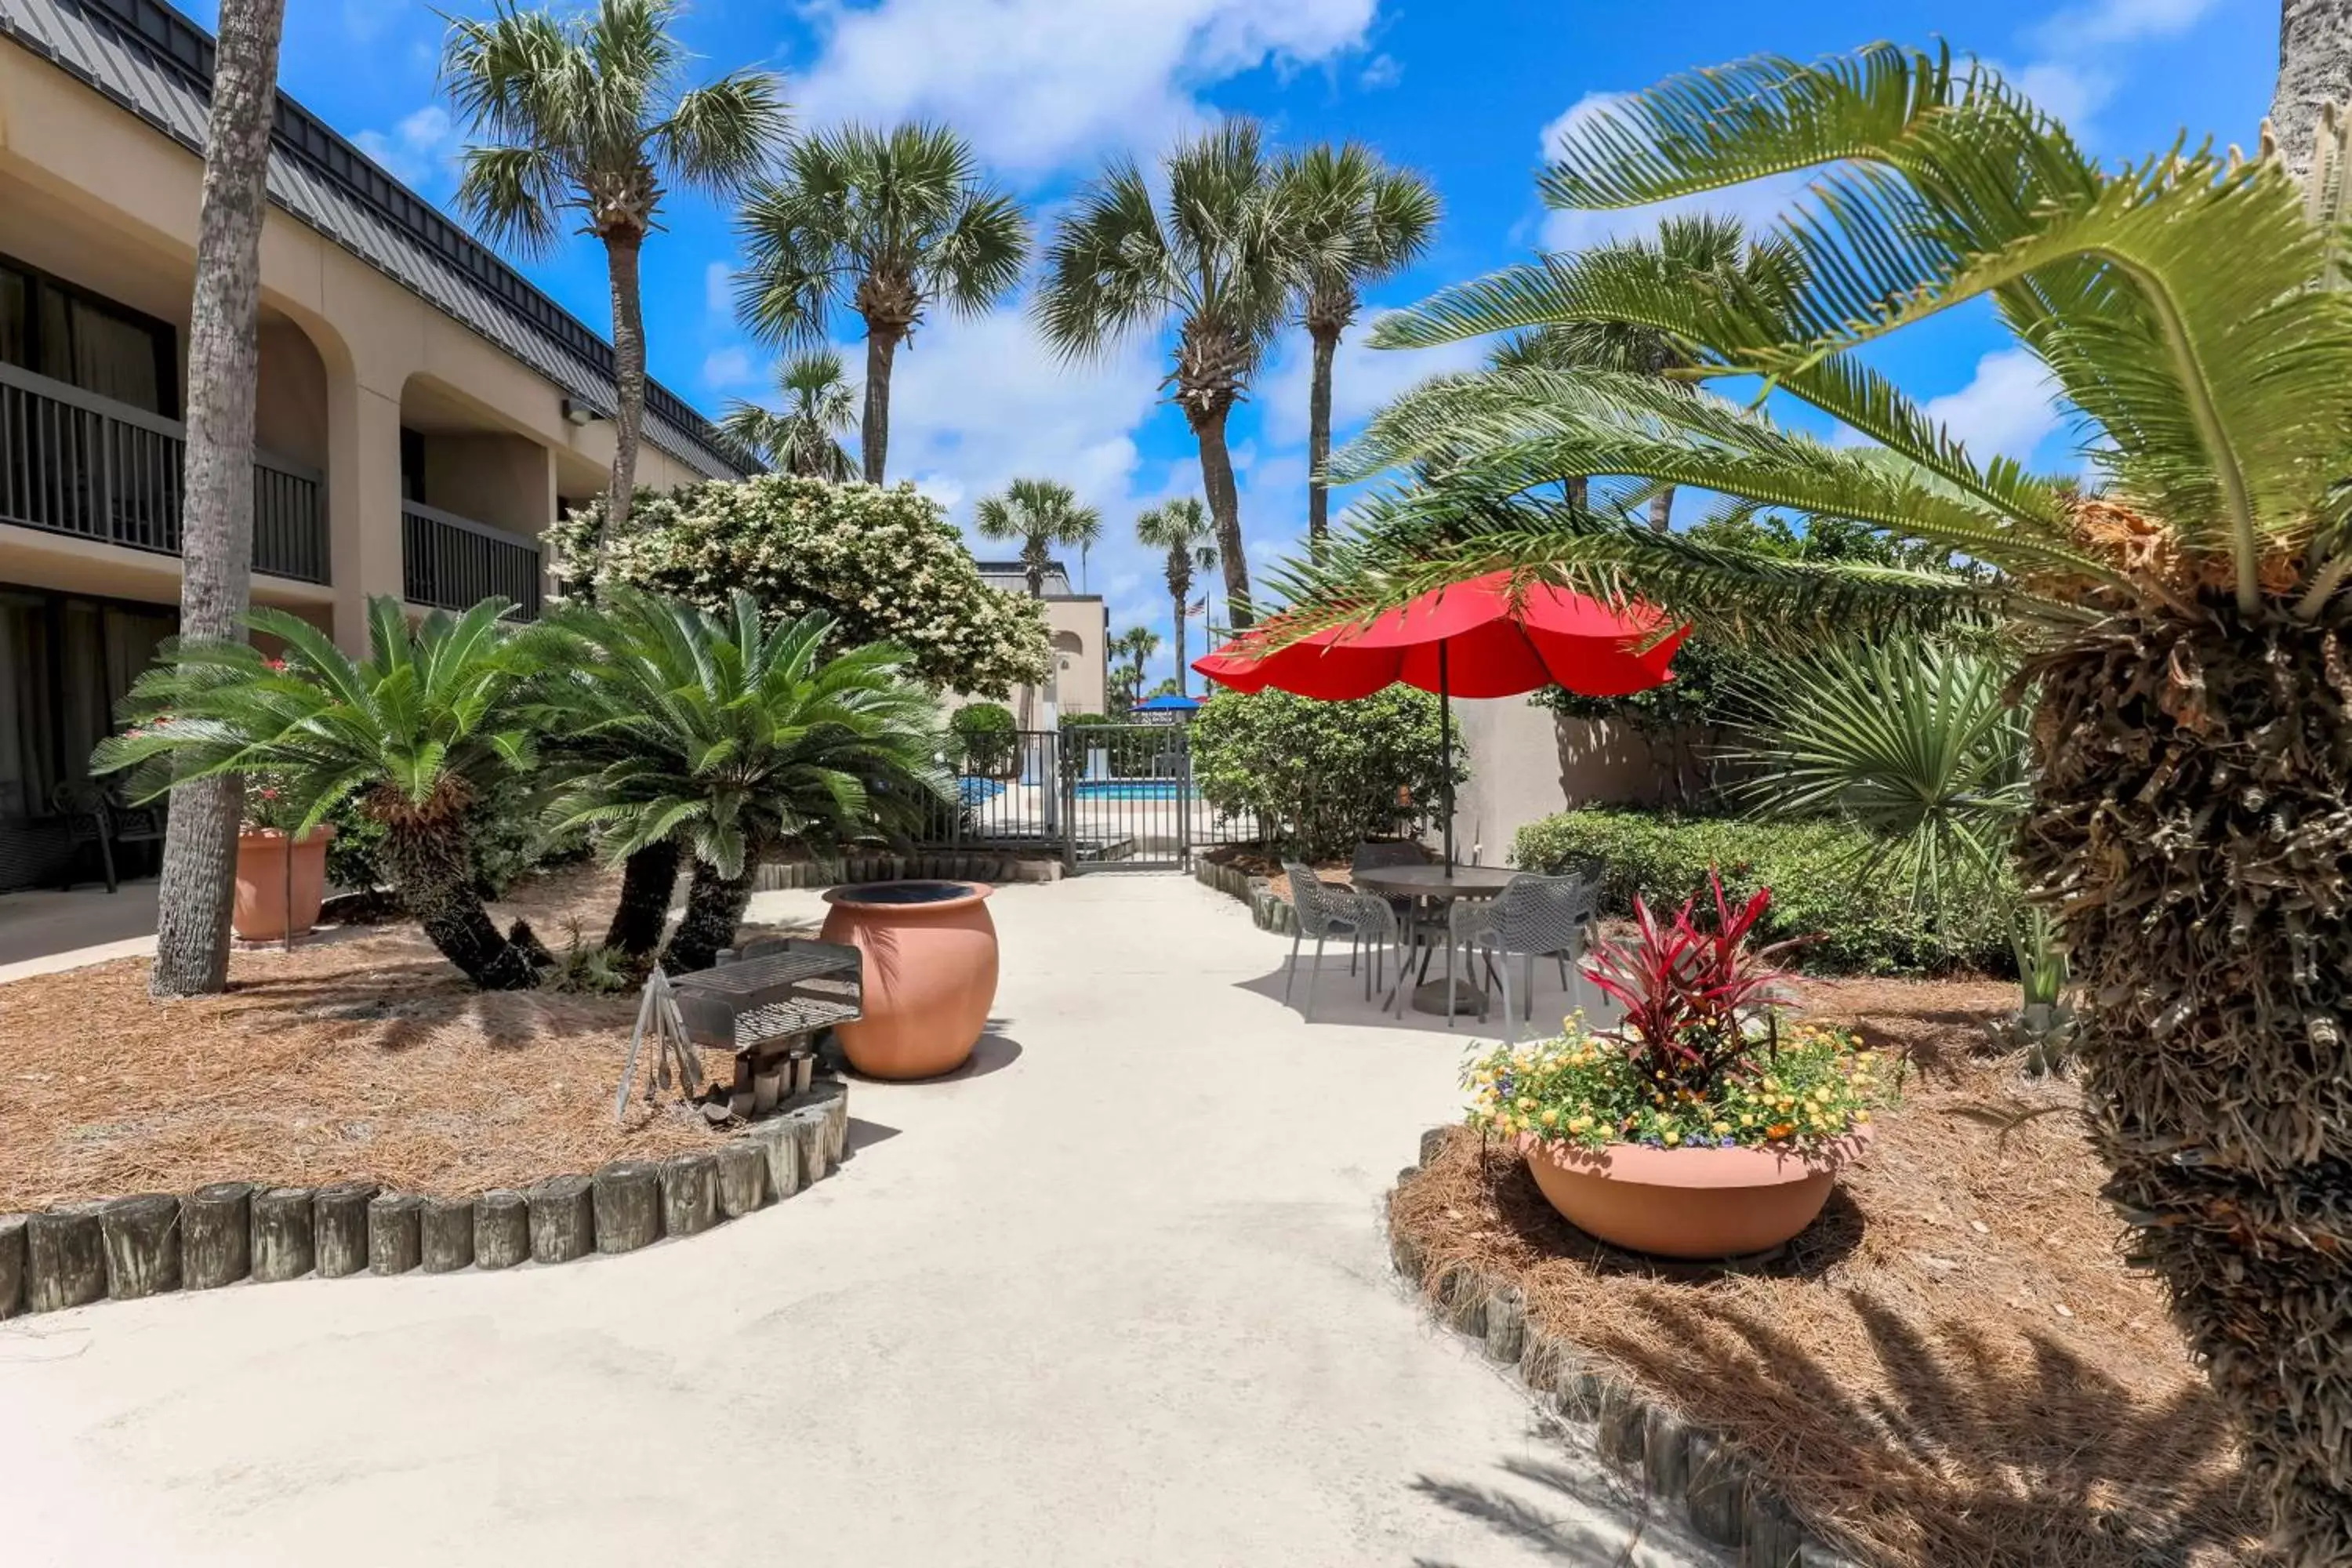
[
  {"left": 820, "top": 880, "right": 998, "bottom": 1080},
  {"left": 233, "top": 826, "right": 336, "bottom": 942},
  {"left": 1519, "top": 1127, "right": 1870, "bottom": 1259}
]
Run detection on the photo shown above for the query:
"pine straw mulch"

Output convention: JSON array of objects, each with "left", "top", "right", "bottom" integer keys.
[
  {"left": 1392, "top": 975, "right": 2263, "bottom": 1568},
  {"left": 0, "top": 866, "right": 818, "bottom": 1211}
]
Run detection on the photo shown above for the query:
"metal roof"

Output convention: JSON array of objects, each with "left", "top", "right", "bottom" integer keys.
[
  {"left": 0, "top": 0, "right": 748, "bottom": 481},
  {"left": 975, "top": 559, "right": 1083, "bottom": 597}
]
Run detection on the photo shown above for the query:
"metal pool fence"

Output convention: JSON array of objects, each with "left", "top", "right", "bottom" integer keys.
[{"left": 922, "top": 724, "right": 1260, "bottom": 871}]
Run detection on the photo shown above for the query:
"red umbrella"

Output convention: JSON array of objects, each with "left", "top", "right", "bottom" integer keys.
[{"left": 1192, "top": 572, "right": 1685, "bottom": 862}]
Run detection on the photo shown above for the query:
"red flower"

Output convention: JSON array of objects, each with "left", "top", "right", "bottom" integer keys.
[{"left": 263, "top": 656, "right": 288, "bottom": 672}]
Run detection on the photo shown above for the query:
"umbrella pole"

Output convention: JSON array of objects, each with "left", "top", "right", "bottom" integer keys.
[{"left": 1439, "top": 642, "right": 1455, "bottom": 866}]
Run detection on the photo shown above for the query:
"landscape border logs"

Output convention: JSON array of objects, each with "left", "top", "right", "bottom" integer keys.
[
  {"left": 474, "top": 1189, "right": 529, "bottom": 1269},
  {"left": 249, "top": 1187, "right": 317, "bottom": 1282},
  {"left": 528, "top": 1174, "right": 594, "bottom": 1264},
  {"left": 419, "top": 1196, "right": 475, "bottom": 1273},
  {"left": 26, "top": 1202, "right": 106, "bottom": 1312},
  {"left": 100, "top": 1193, "right": 183, "bottom": 1300},
  {"left": 0, "top": 1214, "right": 24, "bottom": 1317},
  {"left": 659, "top": 1151, "right": 719, "bottom": 1238},
  {"left": 368, "top": 1192, "right": 423, "bottom": 1276},
  {"left": 182, "top": 1181, "right": 253, "bottom": 1290},
  {"left": 314, "top": 1181, "right": 379, "bottom": 1278},
  {"left": 715, "top": 1141, "right": 769, "bottom": 1218},
  {"left": 593, "top": 1161, "right": 662, "bottom": 1254}
]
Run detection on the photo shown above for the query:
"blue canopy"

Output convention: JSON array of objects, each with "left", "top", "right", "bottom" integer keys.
[{"left": 1132, "top": 693, "right": 1202, "bottom": 712}]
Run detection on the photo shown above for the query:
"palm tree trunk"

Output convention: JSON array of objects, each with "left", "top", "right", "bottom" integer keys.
[
  {"left": 1189, "top": 405, "right": 1252, "bottom": 629},
  {"left": 601, "top": 230, "right": 647, "bottom": 546},
  {"left": 149, "top": 0, "right": 284, "bottom": 1001},
  {"left": 1171, "top": 580, "right": 1188, "bottom": 697},
  {"left": 660, "top": 855, "right": 757, "bottom": 975},
  {"left": 602, "top": 840, "right": 681, "bottom": 958},
  {"left": 2271, "top": 1, "right": 2352, "bottom": 177},
  {"left": 1651, "top": 484, "right": 1675, "bottom": 532},
  {"left": 1306, "top": 325, "right": 1339, "bottom": 557},
  {"left": 376, "top": 822, "right": 549, "bottom": 989},
  {"left": 2019, "top": 603, "right": 2352, "bottom": 1561},
  {"left": 862, "top": 329, "right": 898, "bottom": 484}
]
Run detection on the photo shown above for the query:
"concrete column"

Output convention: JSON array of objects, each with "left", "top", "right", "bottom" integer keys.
[{"left": 324, "top": 368, "right": 406, "bottom": 655}]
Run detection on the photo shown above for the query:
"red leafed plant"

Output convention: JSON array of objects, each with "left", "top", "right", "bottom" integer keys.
[{"left": 1581, "top": 869, "right": 1805, "bottom": 1093}]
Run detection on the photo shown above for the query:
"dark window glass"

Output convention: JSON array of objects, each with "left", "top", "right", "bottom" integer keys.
[
  {"left": 400, "top": 428, "right": 426, "bottom": 505},
  {"left": 0, "top": 253, "right": 176, "bottom": 418},
  {"left": 0, "top": 266, "right": 26, "bottom": 368}
]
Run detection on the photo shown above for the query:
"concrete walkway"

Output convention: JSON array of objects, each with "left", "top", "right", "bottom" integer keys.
[{"left": 0, "top": 874, "right": 1708, "bottom": 1568}]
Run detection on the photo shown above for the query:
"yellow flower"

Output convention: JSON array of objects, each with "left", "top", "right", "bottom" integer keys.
[
  {"left": 1855, "top": 1110, "right": 1872, "bottom": 1125},
  {"left": 1539, "top": 1108, "right": 1559, "bottom": 1127},
  {"left": 1569, "top": 1116, "right": 1590, "bottom": 1133},
  {"left": 1739, "top": 1113, "right": 1755, "bottom": 1127},
  {"left": 1663, "top": 1130, "right": 1681, "bottom": 1146},
  {"left": 1711, "top": 1121, "right": 1731, "bottom": 1136}
]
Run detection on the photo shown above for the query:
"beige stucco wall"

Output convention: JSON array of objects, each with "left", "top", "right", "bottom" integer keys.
[
  {"left": 1446, "top": 697, "right": 1685, "bottom": 866},
  {"left": 0, "top": 39, "right": 712, "bottom": 649}
]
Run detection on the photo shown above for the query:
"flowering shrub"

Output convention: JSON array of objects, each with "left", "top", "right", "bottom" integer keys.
[
  {"left": 550, "top": 477, "right": 1050, "bottom": 698},
  {"left": 1465, "top": 875, "right": 1890, "bottom": 1152}
]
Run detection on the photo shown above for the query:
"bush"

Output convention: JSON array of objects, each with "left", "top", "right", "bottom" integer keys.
[
  {"left": 550, "top": 476, "right": 1051, "bottom": 699},
  {"left": 1191, "top": 688, "right": 1467, "bottom": 860},
  {"left": 949, "top": 702, "right": 1017, "bottom": 776},
  {"left": 1512, "top": 808, "right": 2008, "bottom": 975},
  {"left": 325, "top": 772, "right": 582, "bottom": 901}
]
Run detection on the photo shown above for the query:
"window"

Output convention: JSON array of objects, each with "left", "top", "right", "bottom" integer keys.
[
  {"left": 400, "top": 427, "right": 427, "bottom": 505},
  {"left": 0, "top": 255, "right": 177, "bottom": 418}
]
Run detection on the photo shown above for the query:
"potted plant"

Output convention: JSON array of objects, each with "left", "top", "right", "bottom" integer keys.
[
  {"left": 1466, "top": 873, "right": 1887, "bottom": 1258},
  {"left": 233, "top": 770, "right": 335, "bottom": 943}
]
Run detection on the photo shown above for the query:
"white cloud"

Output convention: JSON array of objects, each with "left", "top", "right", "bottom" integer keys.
[
  {"left": 1359, "top": 53, "right": 1403, "bottom": 90},
  {"left": 791, "top": 0, "right": 1380, "bottom": 176},
  {"left": 1997, "top": 59, "right": 2114, "bottom": 132},
  {"left": 354, "top": 105, "right": 459, "bottom": 191},
  {"left": 706, "top": 261, "right": 736, "bottom": 320},
  {"left": 1258, "top": 325, "right": 1486, "bottom": 446},
  {"left": 1919, "top": 349, "right": 2063, "bottom": 463},
  {"left": 1536, "top": 93, "right": 1815, "bottom": 253},
  {"left": 701, "top": 347, "right": 757, "bottom": 390},
  {"left": 2029, "top": 0, "right": 2220, "bottom": 53}
]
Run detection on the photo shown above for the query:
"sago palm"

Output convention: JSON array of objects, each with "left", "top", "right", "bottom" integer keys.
[
  {"left": 1037, "top": 122, "right": 1298, "bottom": 627},
  {"left": 719, "top": 350, "right": 858, "bottom": 479},
  {"left": 1134, "top": 497, "right": 1218, "bottom": 696},
  {"left": 1289, "top": 44, "right": 2352, "bottom": 1561},
  {"left": 1276, "top": 142, "right": 1439, "bottom": 550},
  {"left": 537, "top": 590, "right": 949, "bottom": 974},
  {"left": 735, "top": 122, "right": 1029, "bottom": 483},
  {"left": 442, "top": 0, "right": 785, "bottom": 542},
  {"left": 94, "top": 600, "right": 550, "bottom": 989}
]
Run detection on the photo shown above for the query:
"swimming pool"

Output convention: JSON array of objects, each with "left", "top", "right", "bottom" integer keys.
[{"left": 1073, "top": 779, "right": 1196, "bottom": 801}]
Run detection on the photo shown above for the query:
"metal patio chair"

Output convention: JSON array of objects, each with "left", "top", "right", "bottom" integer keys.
[
  {"left": 1281, "top": 861, "right": 1399, "bottom": 1022},
  {"left": 1457, "top": 872, "right": 1605, "bottom": 1043}
]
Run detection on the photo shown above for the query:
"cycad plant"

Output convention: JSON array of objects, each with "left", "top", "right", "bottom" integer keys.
[
  {"left": 1276, "top": 143, "right": 1439, "bottom": 550},
  {"left": 1134, "top": 497, "right": 1218, "bottom": 695},
  {"left": 537, "top": 590, "right": 949, "bottom": 974},
  {"left": 719, "top": 350, "right": 858, "bottom": 478},
  {"left": 443, "top": 0, "right": 785, "bottom": 543},
  {"left": 1037, "top": 122, "right": 1298, "bottom": 627},
  {"left": 735, "top": 122, "right": 1030, "bottom": 483},
  {"left": 1287, "top": 45, "right": 2352, "bottom": 1558},
  {"left": 94, "top": 600, "right": 550, "bottom": 989}
]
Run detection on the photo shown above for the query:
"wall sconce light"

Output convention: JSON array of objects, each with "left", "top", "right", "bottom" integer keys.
[{"left": 561, "top": 397, "right": 604, "bottom": 426}]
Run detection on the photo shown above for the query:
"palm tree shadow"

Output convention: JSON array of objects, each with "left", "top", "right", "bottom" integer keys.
[{"left": 1409, "top": 1450, "right": 1680, "bottom": 1568}]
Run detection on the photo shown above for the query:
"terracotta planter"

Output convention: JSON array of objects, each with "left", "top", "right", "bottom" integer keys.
[
  {"left": 233, "top": 826, "right": 336, "bottom": 942},
  {"left": 1519, "top": 1127, "right": 1870, "bottom": 1259},
  {"left": 819, "top": 880, "right": 998, "bottom": 1080}
]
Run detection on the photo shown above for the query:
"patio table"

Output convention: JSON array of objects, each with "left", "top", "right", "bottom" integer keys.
[{"left": 1351, "top": 862, "right": 1519, "bottom": 1017}]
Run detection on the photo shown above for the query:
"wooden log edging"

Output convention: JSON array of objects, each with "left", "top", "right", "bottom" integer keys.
[
  {"left": 1388, "top": 1136, "right": 1870, "bottom": 1568},
  {"left": 753, "top": 852, "right": 1063, "bottom": 892},
  {"left": 1192, "top": 858, "right": 1298, "bottom": 936},
  {"left": 0, "top": 1078, "right": 851, "bottom": 1319}
]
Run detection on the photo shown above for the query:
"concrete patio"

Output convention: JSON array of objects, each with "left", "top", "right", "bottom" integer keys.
[{"left": 0, "top": 872, "right": 1701, "bottom": 1567}]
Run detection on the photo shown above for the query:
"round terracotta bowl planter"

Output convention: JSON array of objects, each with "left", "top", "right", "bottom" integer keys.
[
  {"left": 1519, "top": 1127, "right": 1871, "bottom": 1260},
  {"left": 232, "top": 826, "right": 336, "bottom": 942},
  {"left": 819, "top": 880, "right": 998, "bottom": 1080}
]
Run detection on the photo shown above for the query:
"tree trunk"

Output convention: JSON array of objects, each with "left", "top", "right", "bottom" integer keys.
[
  {"left": 1306, "top": 325, "right": 1339, "bottom": 557},
  {"left": 375, "top": 819, "right": 548, "bottom": 989},
  {"left": 2271, "top": 0, "right": 2352, "bottom": 177},
  {"left": 659, "top": 855, "right": 757, "bottom": 975},
  {"left": 1189, "top": 405, "right": 1252, "bottom": 629},
  {"left": 601, "top": 230, "right": 648, "bottom": 546},
  {"left": 148, "top": 0, "right": 285, "bottom": 1000},
  {"left": 1170, "top": 579, "right": 1189, "bottom": 697},
  {"left": 862, "top": 328, "right": 898, "bottom": 485},
  {"left": 2016, "top": 597, "right": 2352, "bottom": 1563},
  {"left": 1651, "top": 484, "right": 1675, "bottom": 532},
  {"left": 602, "top": 840, "right": 681, "bottom": 958}
]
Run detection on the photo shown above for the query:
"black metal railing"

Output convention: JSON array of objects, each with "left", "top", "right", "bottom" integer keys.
[
  {"left": 0, "top": 361, "right": 328, "bottom": 583},
  {"left": 401, "top": 501, "right": 543, "bottom": 619},
  {"left": 924, "top": 725, "right": 1259, "bottom": 870}
]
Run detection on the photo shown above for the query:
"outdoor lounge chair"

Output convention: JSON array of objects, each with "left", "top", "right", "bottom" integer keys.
[
  {"left": 1281, "top": 861, "right": 1399, "bottom": 1022},
  {"left": 1456, "top": 871, "right": 1604, "bottom": 1044}
]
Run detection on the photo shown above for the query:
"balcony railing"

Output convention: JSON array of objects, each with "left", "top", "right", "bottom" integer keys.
[
  {"left": 401, "top": 501, "right": 543, "bottom": 619},
  {"left": 0, "top": 361, "right": 328, "bottom": 585}
]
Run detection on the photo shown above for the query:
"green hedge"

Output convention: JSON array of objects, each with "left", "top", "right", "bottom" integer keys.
[{"left": 1512, "top": 808, "right": 2008, "bottom": 975}]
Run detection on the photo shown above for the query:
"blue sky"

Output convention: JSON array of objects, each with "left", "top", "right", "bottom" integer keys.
[{"left": 188, "top": 0, "right": 2273, "bottom": 688}]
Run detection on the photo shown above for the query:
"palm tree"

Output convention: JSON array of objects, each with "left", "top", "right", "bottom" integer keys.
[
  {"left": 443, "top": 0, "right": 785, "bottom": 543},
  {"left": 735, "top": 122, "right": 1030, "bottom": 483},
  {"left": 1289, "top": 43, "right": 2352, "bottom": 1553},
  {"left": 1134, "top": 498, "right": 1218, "bottom": 695},
  {"left": 1276, "top": 143, "right": 1439, "bottom": 552},
  {"left": 976, "top": 478, "right": 1102, "bottom": 729},
  {"left": 96, "top": 601, "right": 550, "bottom": 989},
  {"left": 1037, "top": 122, "right": 1298, "bottom": 628},
  {"left": 1112, "top": 626, "right": 1162, "bottom": 706},
  {"left": 719, "top": 350, "right": 858, "bottom": 478},
  {"left": 147, "top": 0, "right": 286, "bottom": 999},
  {"left": 2271, "top": 0, "right": 2352, "bottom": 176},
  {"left": 538, "top": 590, "right": 948, "bottom": 973}
]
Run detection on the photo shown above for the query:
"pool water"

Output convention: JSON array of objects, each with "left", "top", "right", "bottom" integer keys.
[{"left": 1073, "top": 780, "right": 1195, "bottom": 801}]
